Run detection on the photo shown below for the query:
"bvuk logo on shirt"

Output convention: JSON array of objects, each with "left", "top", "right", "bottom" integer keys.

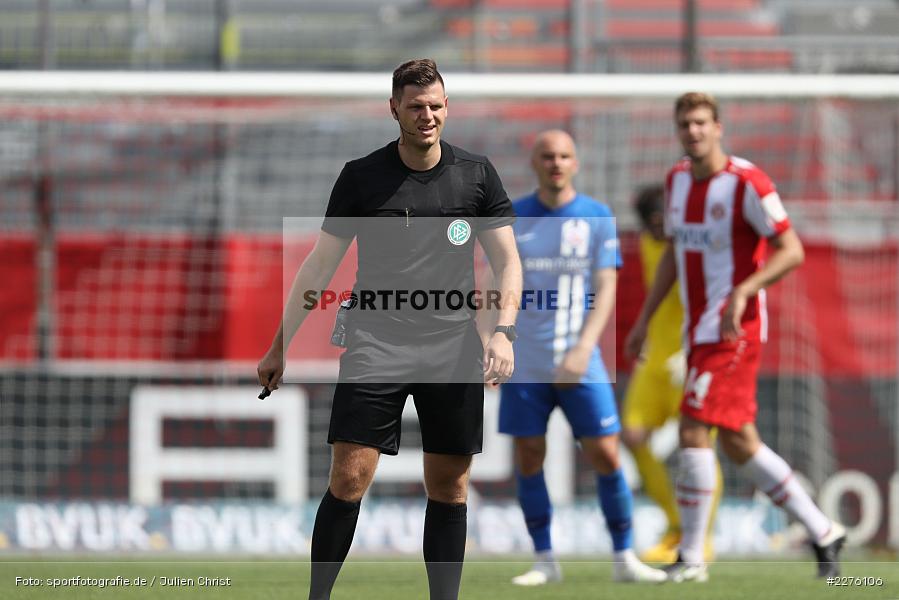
[{"left": 447, "top": 219, "right": 472, "bottom": 245}]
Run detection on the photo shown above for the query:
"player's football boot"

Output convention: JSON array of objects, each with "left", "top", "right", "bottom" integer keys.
[
  {"left": 812, "top": 522, "right": 846, "bottom": 578},
  {"left": 612, "top": 554, "right": 667, "bottom": 583},
  {"left": 640, "top": 530, "right": 680, "bottom": 563},
  {"left": 511, "top": 561, "right": 562, "bottom": 586},
  {"left": 663, "top": 555, "right": 709, "bottom": 583},
  {"left": 642, "top": 531, "right": 716, "bottom": 564}
]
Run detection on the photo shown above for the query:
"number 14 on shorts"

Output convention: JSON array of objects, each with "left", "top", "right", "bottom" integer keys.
[{"left": 684, "top": 367, "right": 712, "bottom": 410}]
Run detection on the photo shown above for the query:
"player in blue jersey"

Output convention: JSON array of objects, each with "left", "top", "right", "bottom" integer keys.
[{"left": 499, "top": 130, "right": 665, "bottom": 585}]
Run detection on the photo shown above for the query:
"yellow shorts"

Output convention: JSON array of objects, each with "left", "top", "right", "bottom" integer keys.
[{"left": 622, "top": 359, "right": 683, "bottom": 430}]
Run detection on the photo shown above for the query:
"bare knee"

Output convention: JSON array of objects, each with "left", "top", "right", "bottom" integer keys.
[
  {"left": 581, "top": 434, "right": 620, "bottom": 475},
  {"left": 329, "top": 443, "right": 380, "bottom": 502},
  {"left": 719, "top": 425, "right": 761, "bottom": 465},
  {"left": 424, "top": 453, "right": 472, "bottom": 504},
  {"left": 329, "top": 469, "right": 374, "bottom": 502},
  {"left": 679, "top": 417, "right": 712, "bottom": 449},
  {"left": 514, "top": 436, "right": 547, "bottom": 477},
  {"left": 621, "top": 426, "right": 650, "bottom": 450}
]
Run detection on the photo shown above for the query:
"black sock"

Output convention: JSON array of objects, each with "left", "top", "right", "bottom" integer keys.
[
  {"left": 308, "top": 488, "right": 361, "bottom": 600},
  {"left": 423, "top": 499, "right": 467, "bottom": 600}
]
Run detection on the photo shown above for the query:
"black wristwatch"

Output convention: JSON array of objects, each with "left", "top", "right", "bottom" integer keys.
[{"left": 494, "top": 325, "right": 517, "bottom": 342}]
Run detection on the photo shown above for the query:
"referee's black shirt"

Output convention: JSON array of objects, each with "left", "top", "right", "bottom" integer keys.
[{"left": 322, "top": 140, "right": 515, "bottom": 334}]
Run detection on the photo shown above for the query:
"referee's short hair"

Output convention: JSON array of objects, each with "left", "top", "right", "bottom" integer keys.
[{"left": 392, "top": 59, "right": 445, "bottom": 101}]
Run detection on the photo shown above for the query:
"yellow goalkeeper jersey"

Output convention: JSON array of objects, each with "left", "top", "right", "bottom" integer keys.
[{"left": 640, "top": 233, "right": 683, "bottom": 365}]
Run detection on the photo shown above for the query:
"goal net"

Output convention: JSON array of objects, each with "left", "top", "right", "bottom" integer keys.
[{"left": 0, "top": 72, "right": 896, "bottom": 555}]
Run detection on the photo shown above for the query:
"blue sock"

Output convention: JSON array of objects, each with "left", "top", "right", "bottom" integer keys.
[
  {"left": 597, "top": 469, "right": 633, "bottom": 552},
  {"left": 516, "top": 471, "right": 552, "bottom": 553}
]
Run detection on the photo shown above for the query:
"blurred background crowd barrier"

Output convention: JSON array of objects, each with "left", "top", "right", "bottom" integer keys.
[{"left": 2, "top": 0, "right": 898, "bottom": 74}]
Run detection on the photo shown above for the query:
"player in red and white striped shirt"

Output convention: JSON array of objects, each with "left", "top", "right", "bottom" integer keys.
[{"left": 625, "top": 92, "right": 844, "bottom": 583}]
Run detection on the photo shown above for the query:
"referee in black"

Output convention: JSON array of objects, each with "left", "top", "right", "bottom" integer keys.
[{"left": 257, "top": 59, "right": 522, "bottom": 600}]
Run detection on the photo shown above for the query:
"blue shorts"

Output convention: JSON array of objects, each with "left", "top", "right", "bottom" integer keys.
[{"left": 498, "top": 382, "right": 621, "bottom": 438}]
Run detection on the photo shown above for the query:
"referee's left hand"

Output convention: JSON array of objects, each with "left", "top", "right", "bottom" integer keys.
[{"left": 484, "top": 334, "right": 514, "bottom": 385}]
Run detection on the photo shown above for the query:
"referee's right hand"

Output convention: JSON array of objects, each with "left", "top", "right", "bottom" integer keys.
[
  {"left": 483, "top": 333, "right": 514, "bottom": 385},
  {"left": 257, "top": 346, "right": 285, "bottom": 394}
]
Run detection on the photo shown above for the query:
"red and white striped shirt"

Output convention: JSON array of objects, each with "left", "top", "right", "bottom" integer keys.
[{"left": 664, "top": 155, "right": 791, "bottom": 347}]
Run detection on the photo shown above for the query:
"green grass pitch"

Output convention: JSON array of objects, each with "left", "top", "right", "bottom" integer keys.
[{"left": 1, "top": 554, "right": 895, "bottom": 599}]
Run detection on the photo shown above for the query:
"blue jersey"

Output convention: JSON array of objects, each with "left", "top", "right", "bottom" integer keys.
[{"left": 511, "top": 193, "right": 622, "bottom": 383}]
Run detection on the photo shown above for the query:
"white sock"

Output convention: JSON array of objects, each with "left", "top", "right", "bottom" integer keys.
[
  {"left": 613, "top": 548, "right": 632, "bottom": 562},
  {"left": 533, "top": 550, "right": 560, "bottom": 577},
  {"left": 739, "top": 444, "right": 831, "bottom": 542},
  {"left": 676, "top": 448, "right": 717, "bottom": 565}
]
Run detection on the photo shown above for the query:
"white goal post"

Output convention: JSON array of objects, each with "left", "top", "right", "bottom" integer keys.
[{"left": 0, "top": 71, "right": 898, "bottom": 99}]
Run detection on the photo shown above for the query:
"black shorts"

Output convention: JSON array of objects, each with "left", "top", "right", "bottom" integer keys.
[
  {"left": 328, "top": 381, "right": 484, "bottom": 456},
  {"left": 328, "top": 323, "right": 484, "bottom": 455},
  {"left": 337, "top": 320, "right": 484, "bottom": 384}
]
